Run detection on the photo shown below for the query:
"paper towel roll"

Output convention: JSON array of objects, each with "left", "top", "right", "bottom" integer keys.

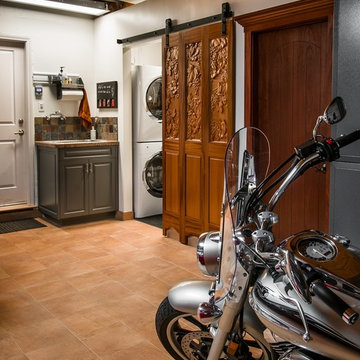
[{"left": 61, "top": 89, "right": 84, "bottom": 101}]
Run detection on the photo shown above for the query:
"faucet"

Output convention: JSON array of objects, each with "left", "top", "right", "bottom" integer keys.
[{"left": 45, "top": 110, "right": 66, "bottom": 121}]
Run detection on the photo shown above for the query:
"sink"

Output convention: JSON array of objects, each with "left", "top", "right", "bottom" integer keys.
[{"left": 50, "top": 139, "right": 108, "bottom": 143}]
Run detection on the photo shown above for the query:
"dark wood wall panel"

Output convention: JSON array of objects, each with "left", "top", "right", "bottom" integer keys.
[
  {"left": 164, "top": 151, "right": 180, "bottom": 215},
  {"left": 164, "top": 45, "right": 180, "bottom": 140},
  {"left": 186, "top": 41, "right": 202, "bottom": 141},
  {"left": 209, "top": 36, "right": 230, "bottom": 143},
  {"left": 185, "top": 154, "right": 202, "bottom": 220}
]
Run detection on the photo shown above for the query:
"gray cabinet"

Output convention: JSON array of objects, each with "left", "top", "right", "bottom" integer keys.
[
  {"left": 37, "top": 145, "right": 118, "bottom": 222},
  {"left": 331, "top": 0, "right": 360, "bottom": 248},
  {"left": 330, "top": 162, "right": 360, "bottom": 246}
]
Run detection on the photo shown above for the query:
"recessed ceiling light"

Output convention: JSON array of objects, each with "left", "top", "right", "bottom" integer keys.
[
  {"left": 125, "top": 0, "right": 146, "bottom": 3},
  {"left": 5, "top": 0, "right": 110, "bottom": 16}
]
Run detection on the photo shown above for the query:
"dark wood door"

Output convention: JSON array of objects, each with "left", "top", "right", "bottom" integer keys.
[
  {"left": 162, "top": 21, "right": 234, "bottom": 244},
  {"left": 236, "top": 0, "right": 333, "bottom": 242}
]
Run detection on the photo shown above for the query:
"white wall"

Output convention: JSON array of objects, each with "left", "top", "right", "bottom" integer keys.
[
  {"left": 0, "top": 5, "right": 95, "bottom": 117},
  {"left": 131, "top": 39, "right": 162, "bottom": 67},
  {"left": 99, "top": 0, "right": 297, "bottom": 40}
]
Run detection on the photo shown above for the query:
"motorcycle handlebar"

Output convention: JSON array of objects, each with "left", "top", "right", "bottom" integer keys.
[
  {"left": 310, "top": 280, "right": 359, "bottom": 325},
  {"left": 335, "top": 129, "right": 360, "bottom": 148},
  {"left": 295, "top": 130, "right": 360, "bottom": 163}
]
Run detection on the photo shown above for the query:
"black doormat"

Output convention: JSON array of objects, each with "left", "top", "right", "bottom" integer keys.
[
  {"left": 0, "top": 218, "right": 46, "bottom": 234},
  {"left": 136, "top": 215, "right": 162, "bottom": 229}
]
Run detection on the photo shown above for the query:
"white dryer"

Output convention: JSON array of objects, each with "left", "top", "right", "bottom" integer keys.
[
  {"left": 132, "top": 65, "right": 162, "bottom": 142},
  {"left": 132, "top": 65, "right": 163, "bottom": 218},
  {"left": 133, "top": 142, "right": 162, "bottom": 218}
]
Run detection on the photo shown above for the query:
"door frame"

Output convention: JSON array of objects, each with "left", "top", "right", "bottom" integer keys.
[
  {"left": 235, "top": 0, "right": 333, "bottom": 127},
  {"left": 0, "top": 35, "right": 34, "bottom": 206}
]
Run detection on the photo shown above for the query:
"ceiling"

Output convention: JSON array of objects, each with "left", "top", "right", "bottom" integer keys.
[{"left": 1, "top": 0, "right": 147, "bottom": 17}]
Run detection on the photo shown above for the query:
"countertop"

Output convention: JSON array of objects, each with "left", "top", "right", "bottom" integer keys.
[{"left": 35, "top": 139, "right": 119, "bottom": 148}]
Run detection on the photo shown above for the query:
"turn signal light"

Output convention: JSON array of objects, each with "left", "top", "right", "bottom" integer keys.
[{"left": 197, "top": 302, "right": 222, "bottom": 325}]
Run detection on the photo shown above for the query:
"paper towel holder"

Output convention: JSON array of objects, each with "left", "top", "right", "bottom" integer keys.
[{"left": 49, "top": 75, "right": 85, "bottom": 100}]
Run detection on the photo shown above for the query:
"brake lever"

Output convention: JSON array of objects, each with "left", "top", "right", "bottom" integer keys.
[
  {"left": 276, "top": 286, "right": 311, "bottom": 342},
  {"left": 280, "top": 249, "right": 312, "bottom": 304}
]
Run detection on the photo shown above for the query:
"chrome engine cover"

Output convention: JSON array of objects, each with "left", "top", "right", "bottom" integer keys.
[
  {"left": 250, "top": 270, "right": 360, "bottom": 360},
  {"left": 278, "top": 349, "right": 314, "bottom": 360}
]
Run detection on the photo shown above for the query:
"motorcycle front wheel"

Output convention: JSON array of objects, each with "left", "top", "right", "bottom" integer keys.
[{"left": 155, "top": 297, "right": 273, "bottom": 360}]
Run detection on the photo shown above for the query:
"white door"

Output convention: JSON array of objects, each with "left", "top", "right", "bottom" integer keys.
[{"left": 0, "top": 41, "right": 29, "bottom": 206}]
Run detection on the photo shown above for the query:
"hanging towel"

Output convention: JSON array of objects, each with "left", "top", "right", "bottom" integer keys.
[{"left": 78, "top": 88, "right": 92, "bottom": 130}]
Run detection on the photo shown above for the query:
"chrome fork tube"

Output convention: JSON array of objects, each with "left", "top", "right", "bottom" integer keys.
[
  {"left": 207, "top": 272, "right": 250, "bottom": 360},
  {"left": 207, "top": 298, "right": 243, "bottom": 360}
]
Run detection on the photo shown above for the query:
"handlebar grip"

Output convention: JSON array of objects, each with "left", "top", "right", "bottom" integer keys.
[
  {"left": 310, "top": 280, "right": 358, "bottom": 325},
  {"left": 335, "top": 129, "right": 360, "bottom": 148}
]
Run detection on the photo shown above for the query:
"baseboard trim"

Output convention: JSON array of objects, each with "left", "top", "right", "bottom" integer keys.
[
  {"left": 0, "top": 206, "right": 40, "bottom": 222},
  {"left": 115, "top": 211, "right": 134, "bottom": 221}
]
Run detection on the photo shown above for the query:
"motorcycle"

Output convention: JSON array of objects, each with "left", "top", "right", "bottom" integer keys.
[{"left": 155, "top": 97, "right": 360, "bottom": 360}]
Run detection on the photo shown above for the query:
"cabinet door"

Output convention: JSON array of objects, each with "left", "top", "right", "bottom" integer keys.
[
  {"left": 88, "top": 156, "right": 117, "bottom": 214},
  {"left": 60, "top": 160, "right": 87, "bottom": 218},
  {"left": 37, "top": 147, "right": 59, "bottom": 217}
]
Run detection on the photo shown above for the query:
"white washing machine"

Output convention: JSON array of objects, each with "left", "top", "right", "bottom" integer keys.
[
  {"left": 133, "top": 142, "right": 162, "bottom": 218},
  {"left": 132, "top": 65, "right": 162, "bottom": 142},
  {"left": 132, "top": 65, "right": 163, "bottom": 218}
]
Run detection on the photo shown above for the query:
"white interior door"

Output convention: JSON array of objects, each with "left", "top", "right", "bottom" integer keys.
[{"left": 0, "top": 41, "right": 29, "bottom": 206}]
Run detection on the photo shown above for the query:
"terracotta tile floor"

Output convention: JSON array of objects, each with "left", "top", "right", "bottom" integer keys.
[{"left": 0, "top": 218, "right": 206, "bottom": 360}]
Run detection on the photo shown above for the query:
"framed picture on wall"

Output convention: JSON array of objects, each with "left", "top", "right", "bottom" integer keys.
[{"left": 97, "top": 81, "right": 118, "bottom": 109}]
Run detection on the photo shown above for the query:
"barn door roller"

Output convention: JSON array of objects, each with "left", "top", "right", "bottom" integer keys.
[{"left": 117, "top": 2, "right": 233, "bottom": 45}]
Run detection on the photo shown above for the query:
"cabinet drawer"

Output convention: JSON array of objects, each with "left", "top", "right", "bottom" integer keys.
[{"left": 61, "top": 147, "right": 115, "bottom": 160}]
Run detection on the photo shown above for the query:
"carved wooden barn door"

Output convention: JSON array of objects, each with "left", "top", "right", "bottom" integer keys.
[{"left": 162, "top": 20, "right": 234, "bottom": 244}]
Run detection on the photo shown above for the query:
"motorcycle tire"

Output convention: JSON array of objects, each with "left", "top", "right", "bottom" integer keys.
[{"left": 155, "top": 296, "right": 273, "bottom": 360}]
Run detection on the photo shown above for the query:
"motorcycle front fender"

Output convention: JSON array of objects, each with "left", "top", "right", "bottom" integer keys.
[
  {"left": 168, "top": 280, "right": 273, "bottom": 356},
  {"left": 168, "top": 280, "right": 213, "bottom": 314}
]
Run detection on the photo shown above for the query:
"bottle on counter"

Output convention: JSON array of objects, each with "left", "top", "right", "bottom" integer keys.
[{"left": 90, "top": 126, "right": 96, "bottom": 140}]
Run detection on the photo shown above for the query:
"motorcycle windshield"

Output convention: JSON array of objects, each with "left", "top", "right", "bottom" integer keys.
[{"left": 216, "top": 127, "right": 270, "bottom": 300}]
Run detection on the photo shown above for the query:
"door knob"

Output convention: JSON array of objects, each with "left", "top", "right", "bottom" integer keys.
[{"left": 14, "top": 129, "right": 25, "bottom": 136}]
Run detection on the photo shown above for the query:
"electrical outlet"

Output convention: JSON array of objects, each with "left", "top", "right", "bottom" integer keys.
[{"left": 38, "top": 103, "right": 44, "bottom": 112}]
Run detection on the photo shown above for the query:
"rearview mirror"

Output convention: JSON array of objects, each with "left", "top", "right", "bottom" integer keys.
[
  {"left": 313, "top": 97, "right": 347, "bottom": 140},
  {"left": 324, "top": 96, "right": 346, "bottom": 125}
]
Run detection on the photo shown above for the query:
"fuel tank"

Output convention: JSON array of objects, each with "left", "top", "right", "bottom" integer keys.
[{"left": 250, "top": 269, "right": 360, "bottom": 360}]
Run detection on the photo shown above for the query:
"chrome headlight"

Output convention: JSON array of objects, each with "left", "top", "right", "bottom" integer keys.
[{"left": 197, "top": 231, "right": 221, "bottom": 277}]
